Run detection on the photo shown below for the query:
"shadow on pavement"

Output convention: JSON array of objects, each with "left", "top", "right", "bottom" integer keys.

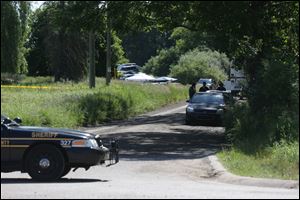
[
  {"left": 1, "top": 178, "right": 109, "bottom": 184},
  {"left": 88, "top": 113, "right": 187, "bottom": 127},
  {"left": 101, "top": 127, "right": 229, "bottom": 161},
  {"left": 91, "top": 113, "right": 224, "bottom": 128},
  {"left": 88, "top": 110, "right": 229, "bottom": 161}
]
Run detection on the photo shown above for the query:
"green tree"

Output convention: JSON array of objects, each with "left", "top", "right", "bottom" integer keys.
[
  {"left": 26, "top": 1, "right": 130, "bottom": 80},
  {"left": 1, "top": 1, "right": 30, "bottom": 74},
  {"left": 121, "top": 29, "right": 174, "bottom": 67},
  {"left": 170, "top": 48, "right": 229, "bottom": 84},
  {"left": 95, "top": 30, "right": 129, "bottom": 77},
  {"left": 142, "top": 27, "right": 229, "bottom": 77},
  {"left": 143, "top": 47, "right": 179, "bottom": 76},
  {"left": 26, "top": 2, "right": 88, "bottom": 81}
]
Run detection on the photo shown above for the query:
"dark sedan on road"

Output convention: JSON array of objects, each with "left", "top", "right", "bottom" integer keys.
[
  {"left": 186, "top": 91, "right": 230, "bottom": 125},
  {"left": 1, "top": 114, "right": 119, "bottom": 181}
]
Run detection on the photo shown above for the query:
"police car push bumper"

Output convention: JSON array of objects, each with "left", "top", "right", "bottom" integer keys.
[{"left": 66, "top": 139, "right": 119, "bottom": 167}]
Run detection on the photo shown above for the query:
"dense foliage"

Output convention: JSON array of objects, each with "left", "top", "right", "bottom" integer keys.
[
  {"left": 170, "top": 49, "right": 229, "bottom": 84},
  {"left": 143, "top": 47, "right": 180, "bottom": 77},
  {"left": 121, "top": 30, "right": 174, "bottom": 67},
  {"left": 1, "top": 1, "right": 30, "bottom": 74},
  {"left": 25, "top": 2, "right": 129, "bottom": 81}
]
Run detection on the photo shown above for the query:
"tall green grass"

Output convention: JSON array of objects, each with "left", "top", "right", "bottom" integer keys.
[
  {"left": 220, "top": 100, "right": 299, "bottom": 180},
  {"left": 1, "top": 78, "right": 187, "bottom": 128},
  {"left": 218, "top": 140, "right": 299, "bottom": 180}
]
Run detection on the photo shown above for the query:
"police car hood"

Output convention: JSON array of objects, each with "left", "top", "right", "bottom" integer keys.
[{"left": 12, "top": 126, "right": 94, "bottom": 139}]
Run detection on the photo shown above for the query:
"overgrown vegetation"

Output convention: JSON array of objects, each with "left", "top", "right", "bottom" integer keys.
[
  {"left": 218, "top": 141, "right": 299, "bottom": 180},
  {"left": 223, "top": 101, "right": 299, "bottom": 153},
  {"left": 221, "top": 92, "right": 299, "bottom": 179},
  {"left": 142, "top": 47, "right": 179, "bottom": 77},
  {"left": 1, "top": 78, "right": 187, "bottom": 128},
  {"left": 170, "top": 48, "right": 229, "bottom": 84}
]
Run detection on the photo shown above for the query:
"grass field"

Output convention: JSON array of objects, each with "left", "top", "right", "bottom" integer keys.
[
  {"left": 217, "top": 140, "right": 299, "bottom": 180},
  {"left": 1, "top": 77, "right": 188, "bottom": 128}
]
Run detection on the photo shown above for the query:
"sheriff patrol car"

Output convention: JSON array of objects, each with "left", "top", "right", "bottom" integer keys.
[{"left": 1, "top": 114, "right": 119, "bottom": 181}]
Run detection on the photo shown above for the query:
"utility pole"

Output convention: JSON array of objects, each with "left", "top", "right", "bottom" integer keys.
[
  {"left": 106, "top": 2, "right": 112, "bottom": 86},
  {"left": 89, "top": 31, "right": 95, "bottom": 88}
]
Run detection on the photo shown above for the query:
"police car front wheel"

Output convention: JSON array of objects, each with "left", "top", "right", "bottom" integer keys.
[{"left": 25, "top": 144, "right": 65, "bottom": 181}]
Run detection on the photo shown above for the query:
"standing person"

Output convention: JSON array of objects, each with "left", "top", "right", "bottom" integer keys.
[
  {"left": 189, "top": 83, "right": 196, "bottom": 100},
  {"left": 199, "top": 82, "right": 209, "bottom": 92},
  {"left": 217, "top": 82, "right": 226, "bottom": 91}
]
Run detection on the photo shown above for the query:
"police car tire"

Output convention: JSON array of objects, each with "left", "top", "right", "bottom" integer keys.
[
  {"left": 61, "top": 166, "right": 72, "bottom": 178},
  {"left": 25, "top": 144, "right": 65, "bottom": 181},
  {"left": 185, "top": 117, "right": 191, "bottom": 125}
]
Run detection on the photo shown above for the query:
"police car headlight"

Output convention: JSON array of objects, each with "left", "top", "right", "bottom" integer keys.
[
  {"left": 187, "top": 105, "right": 194, "bottom": 112},
  {"left": 217, "top": 109, "right": 224, "bottom": 114},
  {"left": 72, "top": 139, "right": 98, "bottom": 148}
]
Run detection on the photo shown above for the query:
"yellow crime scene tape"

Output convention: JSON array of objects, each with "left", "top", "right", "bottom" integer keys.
[{"left": 1, "top": 85, "right": 54, "bottom": 89}]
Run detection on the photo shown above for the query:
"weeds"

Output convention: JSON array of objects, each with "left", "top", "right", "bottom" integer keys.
[{"left": 1, "top": 78, "right": 187, "bottom": 128}]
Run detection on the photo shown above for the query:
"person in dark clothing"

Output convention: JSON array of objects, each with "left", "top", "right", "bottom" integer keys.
[
  {"left": 217, "top": 82, "right": 226, "bottom": 91},
  {"left": 189, "top": 83, "right": 196, "bottom": 99},
  {"left": 199, "top": 82, "right": 209, "bottom": 92}
]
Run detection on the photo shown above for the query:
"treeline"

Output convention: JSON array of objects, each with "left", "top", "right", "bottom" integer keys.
[
  {"left": 1, "top": 1, "right": 30, "bottom": 74},
  {"left": 1, "top": 1, "right": 299, "bottom": 150},
  {"left": 1, "top": 1, "right": 231, "bottom": 83}
]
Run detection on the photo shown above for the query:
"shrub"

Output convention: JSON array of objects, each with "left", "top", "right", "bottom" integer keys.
[
  {"left": 78, "top": 92, "right": 133, "bottom": 125},
  {"left": 170, "top": 48, "right": 229, "bottom": 84},
  {"left": 224, "top": 101, "right": 299, "bottom": 154},
  {"left": 142, "top": 47, "right": 180, "bottom": 76}
]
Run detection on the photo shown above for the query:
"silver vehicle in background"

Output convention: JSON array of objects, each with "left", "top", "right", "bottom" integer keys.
[
  {"left": 117, "top": 63, "right": 141, "bottom": 79},
  {"left": 198, "top": 78, "right": 214, "bottom": 89}
]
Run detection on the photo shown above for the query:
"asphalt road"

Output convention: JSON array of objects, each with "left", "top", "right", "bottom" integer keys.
[{"left": 1, "top": 102, "right": 299, "bottom": 199}]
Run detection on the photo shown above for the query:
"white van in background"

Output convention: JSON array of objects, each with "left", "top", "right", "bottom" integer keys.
[{"left": 224, "top": 68, "right": 246, "bottom": 96}]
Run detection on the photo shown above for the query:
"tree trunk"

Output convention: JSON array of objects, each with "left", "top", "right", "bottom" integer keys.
[
  {"left": 89, "top": 31, "right": 95, "bottom": 88},
  {"left": 106, "top": 6, "right": 112, "bottom": 86}
]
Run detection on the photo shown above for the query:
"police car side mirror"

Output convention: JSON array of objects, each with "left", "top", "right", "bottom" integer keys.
[
  {"left": 14, "top": 117, "right": 22, "bottom": 124},
  {"left": 186, "top": 100, "right": 190, "bottom": 103}
]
